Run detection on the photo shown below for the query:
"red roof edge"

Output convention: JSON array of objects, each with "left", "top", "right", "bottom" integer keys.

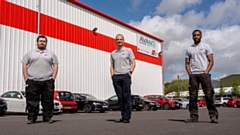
[{"left": 67, "top": 0, "right": 164, "bottom": 42}]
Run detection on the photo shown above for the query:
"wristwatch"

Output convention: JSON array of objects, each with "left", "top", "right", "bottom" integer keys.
[{"left": 129, "top": 71, "right": 133, "bottom": 74}]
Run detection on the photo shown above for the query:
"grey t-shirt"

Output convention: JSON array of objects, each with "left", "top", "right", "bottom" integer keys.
[
  {"left": 110, "top": 47, "right": 135, "bottom": 75},
  {"left": 185, "top": 42, "right": 213, "bottom": 74},
  {"left": 21, "top": 49, "right": 59, "bottom": 81}
]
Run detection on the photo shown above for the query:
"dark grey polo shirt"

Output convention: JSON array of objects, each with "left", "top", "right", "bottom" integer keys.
[
  {"left": 110, "top": 47, "right": 135, "bottom": 75},
  {"left": 21, "top": 49, "right": 59, "bottom": 81}
]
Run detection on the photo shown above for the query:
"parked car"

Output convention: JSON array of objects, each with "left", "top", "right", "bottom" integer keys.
[
  {"left": 227, "top": 98, "right": 237, "bottom": 107},
  {"left": 236, "top": 97, "right": 240, "bottom": 108},
  {"left": 72, "top": 93, "right": 108, "bottom": 113},
  {"left": 173, "top": 98, "right": 189, "bottom": 109},
  {"left": 0, "top": 98, "right": 7, "bottom": 116},
  {"left": 54, "top": 90, "right": 77, "bottom": 113},
  {"left": 106, "top": 95, "right": 144, "bottom": 111},
  {"left": 214, "top": 97, "right": 230, "bottom": 107},
  {"left": 144, "top": 95, "right": 180, "bottom": 110},
  {"left": 141, "top": 97, "right": 160, "bottom": 111},
  {"left": 197, "top": 99, "right": 206, "bottom": 107},
  {"left": 0, "top": 91, "right": 62, "bottom": 114}
]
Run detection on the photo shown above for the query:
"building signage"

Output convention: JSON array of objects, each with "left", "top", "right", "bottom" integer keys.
[{"left": 137, "top": 34, "right": 161, "bottom": 58}]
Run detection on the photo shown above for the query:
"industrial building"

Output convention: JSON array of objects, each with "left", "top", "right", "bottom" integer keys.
[{"left": 0, "top": 0, "right": 164, "bottom": 99}]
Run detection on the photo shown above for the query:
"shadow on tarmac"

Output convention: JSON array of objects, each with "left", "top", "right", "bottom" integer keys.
[{"left": 168, "top": 119, "right": 212, "bottom": 124}]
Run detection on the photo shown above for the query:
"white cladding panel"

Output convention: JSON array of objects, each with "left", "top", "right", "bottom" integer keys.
[
  {"left": 7, "top": 0, "right": 38, "bottom": 12},
  {"left": 41, "top": 0, "right": 137, "bottom": 46},
  {"left": 0, "top": 0, "right": 163, "bottom": 99},
  {"left": 0, "top": 25, "right": 38, "bottom": 93}
]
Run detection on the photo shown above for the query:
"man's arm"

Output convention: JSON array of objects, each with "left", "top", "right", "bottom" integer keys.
[
  {"left": 110, "top": 63, "right": 114, "bottom": 76},
  {"left": 52, "top": 64, "right": 58, "bottom": 80},
  {"left": 129, "top": 59, "right": 136, "bottom": 76},
  {"left": 185, "top": 58, "right": 191, "bottom": 75},
  {"left": 205, "top": 54, "right": 214, "bottom": 74},
  {"left": 22, "top": 64, "right": 28, "bottom": 81}
]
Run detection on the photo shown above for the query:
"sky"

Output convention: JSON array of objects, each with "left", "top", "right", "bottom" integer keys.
[{"left": 78, "top": 0, "right": 240, "bottom": 82}]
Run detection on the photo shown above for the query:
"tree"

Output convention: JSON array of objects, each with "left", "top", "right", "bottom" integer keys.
[
  {"left": 231, "top": 78, "right": 240, "bottom": 96},
  {"left": 164, "top": 79, "right": 189, "bottom": 95},
  {"left": 219, "top": 81, "right": 225, "bottom": 97}
]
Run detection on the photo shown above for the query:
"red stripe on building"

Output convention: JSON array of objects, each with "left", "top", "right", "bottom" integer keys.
[{"left": 0, "top": 0, "right": 162, "bottom": 66}]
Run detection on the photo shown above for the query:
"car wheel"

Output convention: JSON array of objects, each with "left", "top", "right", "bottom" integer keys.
[
  {"left": 0, "top": 112, "right": 5, "bottom": 116},
  {"left": 163, "top": 103, "right": 170, "bottom": 110},
  {"left": 222, "top": 103, "right": 227, "bottom": 107},
  {"left": 83, "top": 104, "right": 92, "bottom": 113},
  {"left": 25, "top": 107, "right": 28, "bottom": 114},
  {"left": 186, "top": 104, "right": 189, "bottom": 109},
  {"left": 99, "top": 110, "right": 105, "bottom": 113},
  {"left": 143, "top": 104, "right": 150, "bottom": 111}
]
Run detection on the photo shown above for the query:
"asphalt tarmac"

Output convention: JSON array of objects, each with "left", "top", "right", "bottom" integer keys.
[{"left": 0, "top": 107, "right": 239, "bottom": 135}]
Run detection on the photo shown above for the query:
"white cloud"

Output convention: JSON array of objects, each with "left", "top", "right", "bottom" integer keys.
[
  {"left": 129, "top": 0, "right": 240, "bottom": 82},
  {"left": 155, "top": 0, "right": 202, "bottom": 15},
  {"left": 130, "top": 0, "right": 143, "bottom": 11},
  {"left": 204, "top": 0, "right": 240, "bottom": 28}
]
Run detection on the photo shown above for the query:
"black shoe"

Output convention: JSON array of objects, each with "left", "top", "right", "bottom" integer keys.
[
  {"left": 115, "top": 119, "right": 124, "bottom": 123},
  {"left": 185, "top": 115, "right": 198, "bottom": 123},
  {"left": 123, "top": 119, "right": 130, "bottom": 123},
  {"left": 27, "top": 120, "right": 35, "bottom": 124},
  {"left": 43, "top": 119, "right": 54, "bottom": 124},
  {"left": 210, "top": 114, "right": 218, "bottom": 123}
]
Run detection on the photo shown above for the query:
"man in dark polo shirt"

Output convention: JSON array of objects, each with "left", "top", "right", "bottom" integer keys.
[
  {"left": 110, "top": 34, "right": 136, "bottom": 123},
  {"left": 21, "top": 35, "right": 59, "bottom": 124}
]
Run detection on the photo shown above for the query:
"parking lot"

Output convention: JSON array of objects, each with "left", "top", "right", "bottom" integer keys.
[{"left": 0, "top": 107, "right": 239, "bottom": 135}]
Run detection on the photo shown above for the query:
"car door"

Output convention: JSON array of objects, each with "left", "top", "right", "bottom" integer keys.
[
  {"left": 74, "top": 94, "right": 84, "bottom": 110},
  {"left": 1, "top": 91, "right": 25, "bottom": 113},
  {"left": 108, "top": 96, "right": 119, "bottom": 110}
]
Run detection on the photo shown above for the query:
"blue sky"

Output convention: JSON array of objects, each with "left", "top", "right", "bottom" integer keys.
[{"left": 78, "top": 0, "right": 240, "bottom": 82}]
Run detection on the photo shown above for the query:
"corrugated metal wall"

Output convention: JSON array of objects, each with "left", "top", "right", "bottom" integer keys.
[{"left": 0, "top": 0, "right": 163, "bottom": 100}]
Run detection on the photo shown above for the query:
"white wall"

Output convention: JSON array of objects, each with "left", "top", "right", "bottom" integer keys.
[{"left": 0, "top": 0, "right": 163, "bottom": 99}]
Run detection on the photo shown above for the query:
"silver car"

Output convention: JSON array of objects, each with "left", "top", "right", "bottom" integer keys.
[{"left": 173, "top": 98, "right": 189, "bottom": 109}]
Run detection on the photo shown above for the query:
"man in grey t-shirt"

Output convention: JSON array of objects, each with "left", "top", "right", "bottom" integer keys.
[
  {"left": 185, "top": 30, "right": 218, "bottom": 123},
  {"left": 110, "top": 34, "right": 136, "bottom": 123},
  {"left": 21, "top": 35, "right": 59, "bottom": 124}
]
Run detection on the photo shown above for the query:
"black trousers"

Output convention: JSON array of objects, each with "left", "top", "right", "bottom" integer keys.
[
  {"left": 25, "top": 79, "right": 54, "bottom": 121},
  {"left": 112, "top": 73, "right": 132, "bottom": 120},
  {"left": 189, "top": 74, "right": 218, "bottom": 117}
]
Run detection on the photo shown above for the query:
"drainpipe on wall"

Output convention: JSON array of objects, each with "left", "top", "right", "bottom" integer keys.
[{"left": 37, "top": 0, "right": 41, "bottom": 35}]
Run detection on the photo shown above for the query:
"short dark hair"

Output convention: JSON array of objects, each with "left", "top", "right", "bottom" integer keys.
[
  {"left": 37, "top": 35, "right": 47, "bottom": 42},
  {"left": 192, "top": 29, "right": 202, "bottom": 36},
  {"left": 116, "top": 34, "right": 124, "bottom": 40}
]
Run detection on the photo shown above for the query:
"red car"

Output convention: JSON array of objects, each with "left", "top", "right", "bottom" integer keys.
[
  {"left": 54, "top": 90, "right": 77, "bottom": 113},
  {"left": 227, "top": 98, "right": 237, "bottom": 107},
  {"left": 143, "top": 95, "right": 180, "bottom": 110},
  {"left": 197, "top": 99, "right": 206, "bottom": 107},
  {"left": 236, "top": 97, "right": 240, "bottom": 108}
]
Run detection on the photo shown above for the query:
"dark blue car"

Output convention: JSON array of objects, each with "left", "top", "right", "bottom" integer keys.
[{"left": 0, "top": 98, "right": 7, "bottom": 116}]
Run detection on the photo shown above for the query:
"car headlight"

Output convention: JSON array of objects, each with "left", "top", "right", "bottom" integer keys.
[
  {"left": 150, "top": 102, "right": 155, "bottom": 105},
  {"left": 93, "top": 102, "right": 101, "bottom": 105},
  {"left": 54, "top": 103, "right": 59, "bottom": 106}
]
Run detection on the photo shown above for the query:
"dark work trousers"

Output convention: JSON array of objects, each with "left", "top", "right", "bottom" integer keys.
[
  {"left": 189, "top": 73, "right": 218, "bottom": 117},
  {"left": 25, "top": 79, "right": 54, "bottom": 121},
  {"left": 112, "top": 73, "right": 132, "bottom": 120}
]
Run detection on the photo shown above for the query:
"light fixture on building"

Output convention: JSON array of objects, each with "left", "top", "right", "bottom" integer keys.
[{"left": 92, "top": 27, "right": 98, "bottom": 32}]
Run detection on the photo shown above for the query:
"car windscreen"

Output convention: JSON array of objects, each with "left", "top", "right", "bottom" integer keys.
[
  {"left": 58, "top": 92, "right": 74, "bottom": 101},
  {"left": 21, "top": 91, "right": 26, "bottom": 97},
  {"left": 80, "top": 94, "right": 97, "bottom": 100}
]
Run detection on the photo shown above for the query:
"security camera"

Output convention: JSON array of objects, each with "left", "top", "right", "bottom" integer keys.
[{"left": 93, "top": 27, "right": 98, "bottom": 32}]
